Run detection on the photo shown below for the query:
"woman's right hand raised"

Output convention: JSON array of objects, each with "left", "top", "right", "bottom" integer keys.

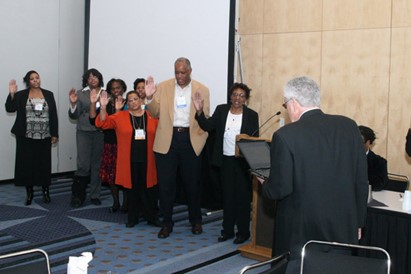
[
  {"left": 145, "top": 76, "right": 157, "bottom": 99},
  {"left": 193, "top": 91, "right": 204, "bottom": 114},
  {"left": 9, "top": 79, "right": 17, "bottom": 96},
  {"left": 69, "top": 88, "right": 78, "bottom": 106}
]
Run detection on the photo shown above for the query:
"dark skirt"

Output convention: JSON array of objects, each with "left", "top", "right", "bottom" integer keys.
[
  {"left": 99, "top": 143, "right": 117, "bottom": 185},
  {"left": 14, "top": 136, "right": 52, "bottom": 186}
]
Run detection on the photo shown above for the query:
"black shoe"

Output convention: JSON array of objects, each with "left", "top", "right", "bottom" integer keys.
[
  {"left": 25, "top": 193, "right": 33, "bottom": 206},
  {"left": 25, "top": 186, "right": 34, "bottom": 206},
  {"left": 120, "top": 205, "right": 128, "bottom": 213},
  {"left": 147, "top": 218, "right": 162, "bottom": 227},
  {"left": 233, "top": 235, "right": 250, "bottom": 244},
  {"left": 158, "top": 226, "right": 173, "bottom": 239},
  {"left": 91, "top": 198, "right": 101, "bottom": 205},
  {"left": 191, "top": 223, "right": 203, "bottom": 235},
  {"left": 218, "top": 234, "right": 234, "bottom": 242},
  {"left": 109, "top": 203, "right": 120, "bottom": 213},
  {"left": 71, "top": 197, "right": 83, "bottom": 208},
  {"left": 42, "top": 187, "right": 51, "bottom": 204}
]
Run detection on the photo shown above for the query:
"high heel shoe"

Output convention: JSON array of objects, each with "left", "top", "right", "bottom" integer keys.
[
  {"left": 42, "top": 186, "right": 51, "bottom": 203},
  {"left": 25, "top": 186, "right": 34, "bottom": 206}
]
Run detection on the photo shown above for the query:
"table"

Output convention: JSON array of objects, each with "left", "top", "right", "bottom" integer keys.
[{"left": 362, "top": 190, "right": 411, "bottom": 274}]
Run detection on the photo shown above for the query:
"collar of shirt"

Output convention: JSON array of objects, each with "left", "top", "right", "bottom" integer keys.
[{"left": 175, "top": 80, "right": 192, "bottom": 91}]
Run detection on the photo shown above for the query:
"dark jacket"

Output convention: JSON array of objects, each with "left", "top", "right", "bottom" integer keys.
[
  {"left": 5, "top": 88, "right": 58, "bottom": 138},
  {"left": 367, "top": 150, "right": 388, "bottom": 191},
  {"left": 195, "top": 104, "right": 259, "bottom": 167}
]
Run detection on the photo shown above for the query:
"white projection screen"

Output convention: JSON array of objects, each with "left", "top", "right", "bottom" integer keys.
[{"left": 88, "top": 0, "right": 233, "bottom": 113}]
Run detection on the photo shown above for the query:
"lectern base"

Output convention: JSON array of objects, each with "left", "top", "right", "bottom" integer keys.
[{"left": 238, "top": 243, "right": 272, "bottom": 261}]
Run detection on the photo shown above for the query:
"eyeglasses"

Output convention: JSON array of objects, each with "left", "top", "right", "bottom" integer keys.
[
  {"left": 282, "top": 98, "right": 292, "bottom": 109},
  {"left": 231, "top": 93, "right": 246, "bottom": 99}
]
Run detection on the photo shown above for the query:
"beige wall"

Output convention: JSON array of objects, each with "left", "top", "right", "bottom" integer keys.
[{"left": 238, "top": 0, "right": 411, "bottom": 180}]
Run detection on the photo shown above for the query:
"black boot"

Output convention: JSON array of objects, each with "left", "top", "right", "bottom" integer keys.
[
  {"left": 25, "top": 186, "right": 34, "bottom": 206},
  {"left": 109, "top": 184, "right": 120, "bottom": 213},
  {"left": 71, "top": 176, "right": 87, "bottom": 208},
  {"left": 120, "top": 188, "right": 128, "bottom": 213},
  {"left": 42, "top": 186, "right": 51, "bottom": 203}
]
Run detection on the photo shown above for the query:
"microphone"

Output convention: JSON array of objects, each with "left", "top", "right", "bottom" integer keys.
[{"left": 251, "top": 111, "right": 281, "bottom": 136}]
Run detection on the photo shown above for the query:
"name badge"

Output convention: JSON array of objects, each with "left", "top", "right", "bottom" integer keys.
[
  {"left": 35, "top": 103, "right": 43, "bottom": 111},
  {"left": 176, "top": 96, "right": 187, "bottom": 108},
  {"left": 135, "top": 129, "right": 146, "bottom": 140}
]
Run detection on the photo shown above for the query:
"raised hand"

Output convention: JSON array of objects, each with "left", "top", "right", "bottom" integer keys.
[
  {"left": 115, "top": 95, "right": 125, "bottom": 111},
  {"left": 69, "top": 88, "right": 78, "bottom": 106},
  {"left": 145, "top": 76, "right": 157, "bottom": 99},
  {"left": 90, "top": 88, "right": 99, "bottom": 104},
  {"left": 99, "top": 90, "right": 109, "bottom": 107},
  {"left": 9, "top": 79, "right": 18, "bottom": 95},
  {"left": 192, "top": 91, "right": 204, "bottom": 113}
]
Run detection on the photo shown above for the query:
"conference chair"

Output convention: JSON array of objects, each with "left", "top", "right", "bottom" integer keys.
[
  {"left": 300, "top": 240, "right": 390, "bottom": 274},
  {"left": 238, "top": 252, "right": 289, "bottom": 274},
  {"left": 0, "top": 248, "right": 51, "bottom": 274},
  {"left": 385, "top": 173, "right": 409, "bottom": 192}
]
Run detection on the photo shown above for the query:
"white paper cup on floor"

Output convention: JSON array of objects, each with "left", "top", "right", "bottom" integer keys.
[
  {"left": 402, "top": 190, "right": 411, "bottom": 212},
  {"left": 67, "top": 252, "right": 93, "bottom": 274}
]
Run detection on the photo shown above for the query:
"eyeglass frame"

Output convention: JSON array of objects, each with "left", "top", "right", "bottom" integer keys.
[{"left": 231, "top": 92, "right": 247, "bottom": 99}]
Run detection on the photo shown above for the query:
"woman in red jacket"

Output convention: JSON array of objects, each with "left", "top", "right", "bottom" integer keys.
[{"left": 95, "top": 90, "right": 161, "bottom": 228}]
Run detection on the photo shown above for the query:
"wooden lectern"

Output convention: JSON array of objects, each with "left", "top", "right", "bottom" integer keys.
[{"left": 235, "top": 134, "right": 276, "bottom": 261}]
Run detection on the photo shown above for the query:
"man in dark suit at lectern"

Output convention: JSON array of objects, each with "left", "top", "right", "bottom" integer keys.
[{"left": 260, "top": 76, "right": 369, "bottom": 274}]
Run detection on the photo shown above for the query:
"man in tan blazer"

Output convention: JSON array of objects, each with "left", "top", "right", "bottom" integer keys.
[{"left": 145, "top": 57, "right": 210, "bottom": 239}]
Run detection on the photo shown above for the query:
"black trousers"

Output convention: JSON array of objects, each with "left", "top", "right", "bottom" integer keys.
[
  {"left": 220, "top": 155, "right": 252, "bottom": 238},
  {"left": 155, "top": 131, "right": 202, "bottom": 227},
  {"left": 127, "top": 161, "right": 159, "bottom": 224}
]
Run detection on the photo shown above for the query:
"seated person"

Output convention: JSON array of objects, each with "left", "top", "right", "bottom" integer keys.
[
  {"left": 359, "top": 125, "right": 388, "bottom": 191},
  {"left": 406, "top": 128, "right": 411, "bottom": 156}
]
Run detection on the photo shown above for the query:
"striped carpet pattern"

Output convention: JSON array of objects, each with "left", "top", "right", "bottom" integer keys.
[{"left": 0, "top": 178, "right": 258, "bottom": 273}]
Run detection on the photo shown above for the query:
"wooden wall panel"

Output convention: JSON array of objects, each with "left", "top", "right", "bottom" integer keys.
[
  {"left": 238, "top": 0, "right": 264, "bottom": 34},
  {"left": 321, "top": 29, "right": 390, "bottom": 157},
  {"left": 263, "top": 0, "right": 322, "bottom": 33},
  {"left": 388, "top": 27, "right": 411, "bottom": 175},
  {"left": 323, "top": 0, "right": 391, "bottom": 30},
  {"left": 259, "top": 32, "right": 322, "bottom": 138},
  {"left": 321, "top": 29, "right": 390, "bottom": 158},
  {"left": 392, "top": 0, "right": 411, "bottom": 27},
  {"left": 239, "top": 35, "right": 264, "bottom": 117}
]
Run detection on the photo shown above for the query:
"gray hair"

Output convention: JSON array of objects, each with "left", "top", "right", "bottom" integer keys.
[
  {"left": 175, "top": 57, "right": 192, "bottom": 70},
  {"left": 284, "top": 76, "right": 320, "bottom": 107}
]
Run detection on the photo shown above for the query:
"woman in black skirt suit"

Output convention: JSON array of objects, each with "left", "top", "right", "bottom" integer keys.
[{"left": 5, "top": 70, "right": 58, "bottom": 205}]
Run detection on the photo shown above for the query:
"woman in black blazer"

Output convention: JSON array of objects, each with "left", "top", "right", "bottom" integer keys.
[
  {"left": 5, "top": 70, "right": 59, "bottom": 205},
  {"left": 194, "top": 83, "right": 259, "bottom": 244}
]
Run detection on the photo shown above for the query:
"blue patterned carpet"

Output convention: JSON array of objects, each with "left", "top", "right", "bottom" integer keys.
[{"left": 0, "top": 178, "right": 259, "bottom": 274}]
